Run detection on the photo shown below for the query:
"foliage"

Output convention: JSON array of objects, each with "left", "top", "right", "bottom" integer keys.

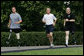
[
  {"left": 1, "top": 1, "right": 83, "bottom": 31},
  {"left": 1, "top": 32, "right": 83, "bottom": 47}
]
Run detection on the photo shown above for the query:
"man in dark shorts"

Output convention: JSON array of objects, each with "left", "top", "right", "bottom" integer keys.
[
  {"left": 8, "top": 7, "right": 22, "bottom": 45},
  {"left": 64, "top": 7, "right": 75, "bottom": 47},
  {"left": 42, "top": 8, "right": 57, "bottom": 47}
]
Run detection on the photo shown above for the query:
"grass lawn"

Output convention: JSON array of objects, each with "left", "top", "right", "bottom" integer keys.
[{"left": 1, "top": 47, "right": 83, "bottom": 55}]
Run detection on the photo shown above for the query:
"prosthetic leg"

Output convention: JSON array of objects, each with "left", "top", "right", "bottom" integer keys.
[{"left": 6, "top": 29, "right": 12, "bottom": 46}]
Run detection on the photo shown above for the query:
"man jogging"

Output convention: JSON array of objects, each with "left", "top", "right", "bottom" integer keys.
[
  {"left": 42, "top": 8, "right": 57, "bottom": 47},
  {"left": 8, "top": 7, "right": 22, "bottom": 46},
  {"left": 64, "top": 7, "right": 75, "bottom": 47}
]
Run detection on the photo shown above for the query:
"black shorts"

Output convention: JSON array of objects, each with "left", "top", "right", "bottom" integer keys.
[
  {"left": 65, "top": 22, "right": 75, "bottom": 33},
  {"left": 46, "top": 24, "right": 54, "bottom": 34},
  {"left": 10, "top": 28, "right": 22, "bottom": 33}
]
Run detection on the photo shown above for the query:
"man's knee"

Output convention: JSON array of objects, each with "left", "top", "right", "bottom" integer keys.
[
  {"left": 66, "top": 31, "right": 69, "bottom": 36},
  {"left": 49, "top": 32, "right": 53, "bottom": 37},
  {"left": 16, "top": 33, "right": 20, "bottom": 39},
  {"left": 47, "top": 34, "right": 50, "bottom": 37}
]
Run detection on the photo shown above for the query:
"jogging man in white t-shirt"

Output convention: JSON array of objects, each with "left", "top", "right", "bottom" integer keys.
[{"left": 42, "top": 8, "right": 57, "bottom": 47}]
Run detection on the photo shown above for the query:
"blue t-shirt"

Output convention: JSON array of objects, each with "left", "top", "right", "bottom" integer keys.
[{"left": 10, "top": 12, "right": 22, "bottom": 29}]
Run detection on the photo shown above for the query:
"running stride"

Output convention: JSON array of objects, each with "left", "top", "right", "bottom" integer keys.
[{"left": 42, "top": 8, "right": 57, "bottom": 48}]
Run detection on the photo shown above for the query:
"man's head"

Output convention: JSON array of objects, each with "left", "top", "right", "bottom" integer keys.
[
  {"left": 46, "top": 8, "right": 51, "bottom": 14},
  {"left": 12, "top": 7, "right": 16, "bottom": 13},
  {"left": 66, "top": 7, "right": 71, "bottom": 14}
]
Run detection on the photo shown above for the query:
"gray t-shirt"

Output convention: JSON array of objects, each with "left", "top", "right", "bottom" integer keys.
[{"left": 10, "top": 12, "right": 22, "bottom": 29}]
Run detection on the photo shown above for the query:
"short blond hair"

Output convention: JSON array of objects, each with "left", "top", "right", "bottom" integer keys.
[
  {"left": 46, "top": 8, "right": 51, "bottom": 11},
  {"left": 66, "top": 7, "right": 70, "bottom": 10},
  {"left": 12, "top": 7, "right": 16, "bottom": 9}
]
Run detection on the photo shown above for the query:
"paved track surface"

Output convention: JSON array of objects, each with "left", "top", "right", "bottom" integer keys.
[{"left": 1, "top": 45, "right": 83, "bottom": 53}]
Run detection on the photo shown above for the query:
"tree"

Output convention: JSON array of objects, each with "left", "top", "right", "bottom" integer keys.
[{"left": 1, "top": 1, "right": 83, "bottom": 32}]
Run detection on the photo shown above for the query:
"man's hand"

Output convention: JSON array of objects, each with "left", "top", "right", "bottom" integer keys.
[
  {"left": 69, "top": 19, "right": 75, "bottom": 22},
  {"left": 53, "top": 22, "right": 55, "bottom": 26},
  {"left": 15, "top": 22, "right": 20, "bottom": 24},
  {"left": 64, "top": 23, "right": 65, "bottom": 26},
  {"left": 8, "top": 20, "right": 11, "bottom": 28},
  {"left": 53, "top": 19, "right": 56, "bottom": 27},
  {"left": 15, "top": 20, "right": 22, "bottom": 24},
  {"left": 64, "top": 19, "right": 66, "bottom": 27},
  {"left": 8, "top": 24, "right": 10, "bottom": 28},
  {"left": 42, "top": 20, "right": 46, "bottom": 24},
  {"left": 66, "top": 19, "right": 69, "bottom": 21}
]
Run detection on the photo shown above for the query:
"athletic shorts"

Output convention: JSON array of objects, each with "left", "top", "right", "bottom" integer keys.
[
  {"left": 10, "top": 28, "right": 22, "bottom": 33},
  {"left": 64, "top": 22, "right": 75, "bottom": 33},
  {"left": 45, "top": 24, "right": 54, "bottom": 34}
]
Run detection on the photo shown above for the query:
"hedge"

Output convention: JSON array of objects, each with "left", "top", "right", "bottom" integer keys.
[{"left": 1, "top": 32, "right": 83, "bottom": 47}]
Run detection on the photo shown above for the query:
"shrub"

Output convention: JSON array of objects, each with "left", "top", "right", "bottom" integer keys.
[{"left": 1, "top": 32, "right": 83, "bottom": 47}]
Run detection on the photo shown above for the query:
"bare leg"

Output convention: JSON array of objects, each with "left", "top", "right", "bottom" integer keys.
[
  {"left": 47, "top": 32, "right": 54, "bottom": 47},
  {"left": 47, "top": 34, "right": 51, "bottom": 44},
  {"left": 65, "top": 31, "right": 69, "bottom": 45},
  {"left": 16, "top": 33, "right": 20, "bottom": 40},
  {"left": 49, "top": 32, "right": 53, "bottom": 45},
  {"left": 16, "top": 33, "right": 20, "bottom": 47}
]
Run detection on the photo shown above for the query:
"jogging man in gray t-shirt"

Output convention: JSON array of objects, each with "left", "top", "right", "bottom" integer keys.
[{"left": 8, "top": 7, "right": 22, "bottom": 45}]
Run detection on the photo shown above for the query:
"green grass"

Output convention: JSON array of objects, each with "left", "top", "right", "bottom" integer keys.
[{"left": 1, "top": 47, "right": 83, "bottom": 55}]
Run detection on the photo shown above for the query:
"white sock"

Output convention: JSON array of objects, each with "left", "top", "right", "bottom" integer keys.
[
  {"left": 66, "top": 39, "right": 68, "bottom": 45},
  {"left": 16, "top": 33, "right": 20, "bottom": 39},
  {"left": 66, "top": 36, "right": 69, "bottom": 45}
]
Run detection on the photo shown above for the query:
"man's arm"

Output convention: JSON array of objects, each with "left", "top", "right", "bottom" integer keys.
[
  {"left": 65, "top": 19, "right": 75, "bottom": 22},
  {"left": 69, "top": 19, "right": 75, "bottom": 22},
  {"left": 64, "top": 19, "right": 66, "bottom": 26},
  {"left": 42, "top": 15, "right": 46, "bottom": 23},
  {"left": 54, "top": 18, "right": 57, "bottom": 23},
  {"left": 69, "top": 14, "right": 75, "bottom": 22},
  {"left": 53, "top": 18, "right": 57, "bottom": 26},
  {"left": 15, "top": 14, "right": 22, "bottom": 24},
  {"left": 15, "top": 20, "right": 22, "bottom": 24},
  {"left": 8, "top": 19, "right": 11, "bottom": 28},
  {"left": 42, "top": 19, "right": 46, "bottom": 23}
]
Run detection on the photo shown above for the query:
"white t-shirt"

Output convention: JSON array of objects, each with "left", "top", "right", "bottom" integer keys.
[{"left": 42, "top": 13, "right": 56, "bottom": 25}]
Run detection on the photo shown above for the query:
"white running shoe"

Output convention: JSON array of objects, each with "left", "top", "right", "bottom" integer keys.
[{"left": 50, "top": 44, "right": 54, "bottom": 48}]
